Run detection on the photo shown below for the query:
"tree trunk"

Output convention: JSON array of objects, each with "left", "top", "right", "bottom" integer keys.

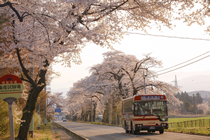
[
  {"left": 15, "top": 48, "right": 48, "bottom": 139},
  {"left": 17, "top": 87, "right": 42, "bottom": 139},
  {"left": 133, "top": 88, "right": 138, "bottom": 96},
  {"left": 93, "top": 102, "right": 97, "bottom": 122}
]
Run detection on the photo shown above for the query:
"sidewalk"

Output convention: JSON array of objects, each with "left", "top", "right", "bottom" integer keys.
[{"left": 51, "top": 123, "right": 76, "bottom": 140}]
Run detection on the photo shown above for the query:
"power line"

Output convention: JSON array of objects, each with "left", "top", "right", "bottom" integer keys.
[
  {"left": 156, "top": 51, "right": 210, "bottom": 73},
  {"left": 123, "top": 31, "right": 210, "bottom": 75},
  {"left": 124, "top": 32, "right": 210, "bottom": 41},
  {"left": 156, "top": 55, "right": 210, "bottom": 76}
]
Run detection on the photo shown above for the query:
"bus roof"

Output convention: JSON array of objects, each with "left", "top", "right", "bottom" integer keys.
[{"left": 122, "top": 94, "right": 166, "bottom": 102}]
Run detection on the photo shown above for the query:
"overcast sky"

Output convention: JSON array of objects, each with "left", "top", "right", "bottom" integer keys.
[{"left": 50, "top": 20, "right": 210, "bottom": 95}]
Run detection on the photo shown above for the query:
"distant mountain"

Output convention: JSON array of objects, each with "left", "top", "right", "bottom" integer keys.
[
  {"left": 178, "top": 75, "right": 210, "bottom": 92},
  {"left": 51, "top": 87, "right": 70, "bottom": 95},
  {"left": 188, "top": 90, "right": 210, "bottom": 98},
  {"left": 50, "top": 80, "right": 75, "bottom": 96}
]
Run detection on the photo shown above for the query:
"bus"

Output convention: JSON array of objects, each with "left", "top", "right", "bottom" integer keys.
[{"left": 122, "top": 94, "right": 168, "bottom": 134}]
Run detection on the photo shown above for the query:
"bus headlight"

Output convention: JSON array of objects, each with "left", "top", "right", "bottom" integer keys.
[
  {"left": 160, "top": 118, "right": 168, "bottom": 121},
  {"left": 137, "top": 124, "right": 143, "bottom": 127},
  {"left": 161, "top": 123, "right": 167, "bottom": 126}
]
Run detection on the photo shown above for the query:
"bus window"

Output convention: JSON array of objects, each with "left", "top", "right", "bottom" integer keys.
[
  {"left": 134, "top": 103, "right": 145, "bottom": 115},
  {"left": 134, "top": 101, "right": 167, "bottom": 116}
]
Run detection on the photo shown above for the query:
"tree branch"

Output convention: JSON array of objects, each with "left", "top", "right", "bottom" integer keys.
[
  {"left": 121, "top": 67, "right": 133, "bottom": 81},
  {"left": 135, "top": 57, "right": 150, "bottom": 73},
  {"left": 16, "top": 48, "right": 37, "bottom": 88},
  {"left": 91, "top": 95, "right": 101, "bottom": 102},
  {"left": 36, "top": 59, "right": 49, "bottom": 89},
  {"left": 85, "top": 0, "right": 129, "bottom": 22},
  {"left": 20, "top": 78, "right": 30, "bottom": 83},
  {"left": 103, "top": 72, "right": 120, "bottom": 80},
  {"left": 0, "top": 2, "right": 24, "bottom": 22},
  {"left": 95, "top": 91, "right": 104, "bottom": 95}
]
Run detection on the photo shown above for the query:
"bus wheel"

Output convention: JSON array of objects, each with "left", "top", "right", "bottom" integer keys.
[
  {"left": 131, "top": 122, "right": 137, "bottom": 135},
  {"left": 125, "top": 121, "right": 129, "bottom": 133},
  {"left": 159, "top": 129, "right": 164, "bottom": 134}
]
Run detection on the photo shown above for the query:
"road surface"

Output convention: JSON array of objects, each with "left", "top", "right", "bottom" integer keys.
[{"left": 56, "top": 121, "right": 210, "bottom": 140}]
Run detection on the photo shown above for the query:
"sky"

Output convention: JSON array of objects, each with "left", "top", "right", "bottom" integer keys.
[{"left": 50, "top": 20, "right": 210, "bottom": 96}]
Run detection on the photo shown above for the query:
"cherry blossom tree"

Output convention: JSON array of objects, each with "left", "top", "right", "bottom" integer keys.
[
  {"left": 179, "top": 0, "right": 210, "bottom": 29},
  {"left": 44, "top": 92, "right": 65, "bottom": 120},
  {"left": 90, "top": 51, "right": 128, "bottom": 98},
  {"left": 90, "top": 50, "right": 181, "bottom": 105},
  {"left": 66, "top": 50, "right": 182, "bottom": 122},
  {"left": 0, "top": 0, "right": 199, "bottom": 139},
  {"left": 66, "top": 75, "right": 105, "bottom": 121},
  {"left": 197, "top": 102, "right": 209, "bottom": 115},
  {"left": 47, "top": 92, "right": 64, "bottom": 108}
]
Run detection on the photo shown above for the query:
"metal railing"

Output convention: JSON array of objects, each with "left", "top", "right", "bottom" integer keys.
[{"left": 169, "top": 119, "right": 210, "bottom": 128}]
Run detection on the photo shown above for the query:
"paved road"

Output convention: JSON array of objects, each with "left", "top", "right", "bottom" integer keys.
[{"left": 56, "top": 121, "right": 210, "bottom": 140}]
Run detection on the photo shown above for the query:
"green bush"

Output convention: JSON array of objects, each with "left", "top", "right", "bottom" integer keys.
[
  {"left": 0, "top": 100, "right": 41, "bottom": 137},
  {"left": 0, "top": 100, "right": 10, "bottom": 136},
  {"left": 0, "top": 100, "right": 22, "bottom": 136},
  {"left": 33, "top": 112, "right": 41, "bottom": 130}
]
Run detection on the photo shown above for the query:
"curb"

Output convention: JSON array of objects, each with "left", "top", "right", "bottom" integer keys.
[
  {"left": 51, "top": 124, "right": 55, "bottom": 135},
  {"left": 53, "top": 122, "right": 89, "bottom": 140}
]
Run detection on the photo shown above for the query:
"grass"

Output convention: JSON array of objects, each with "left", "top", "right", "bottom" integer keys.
[
  {"left": 166, "top": 116, "right": 210, "bottom": 136},
  {"left": 0, "top": 122, "right": 58, "bottom": 140},
  {"left": 165, "top": 127, "right": 210, "bottom": 136},
  {"left": 168, "top": 116, "right": 210, "bottom": 123},
  {"left": 27, "top": 122, "right": 58, "bottom": 140}
]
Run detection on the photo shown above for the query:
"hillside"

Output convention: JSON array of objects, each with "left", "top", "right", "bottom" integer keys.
[
  {"left": 188, "top": 90, "right": 210, "bottom": 98},
  {"left": 178, "top": 75, "right": 210, "bottom": 92}
]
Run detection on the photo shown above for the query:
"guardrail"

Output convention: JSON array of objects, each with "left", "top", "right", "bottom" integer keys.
[
  {"left": 169, "top": 119, "right": 210, "bottom": 128},
  {"left": 53, "top": 122, "right": 89, "bottom": 140}
]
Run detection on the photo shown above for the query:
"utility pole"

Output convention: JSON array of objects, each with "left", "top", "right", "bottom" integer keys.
[
  {"left": 143, "top": 71, "right": 147, "bottom": 94},
  {"left": 174, "top": 75, "right": 178, "bottom": 87}
]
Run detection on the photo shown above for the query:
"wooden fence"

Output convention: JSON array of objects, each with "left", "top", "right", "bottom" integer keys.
[{"left": 169, "top": 119, "right": 210, "bottom": 128}]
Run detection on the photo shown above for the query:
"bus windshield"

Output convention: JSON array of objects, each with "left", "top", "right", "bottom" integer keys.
[{"left": 134, "top": 101, "right": 167, "bottom": 116}]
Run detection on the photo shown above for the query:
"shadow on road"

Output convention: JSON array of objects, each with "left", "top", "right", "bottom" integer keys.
[
  {"left": 134, "top": 131, "right": 160, "bottom": 135},
  {"left": 88, "top": 131, "right": 160, "bottom": 140}
]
